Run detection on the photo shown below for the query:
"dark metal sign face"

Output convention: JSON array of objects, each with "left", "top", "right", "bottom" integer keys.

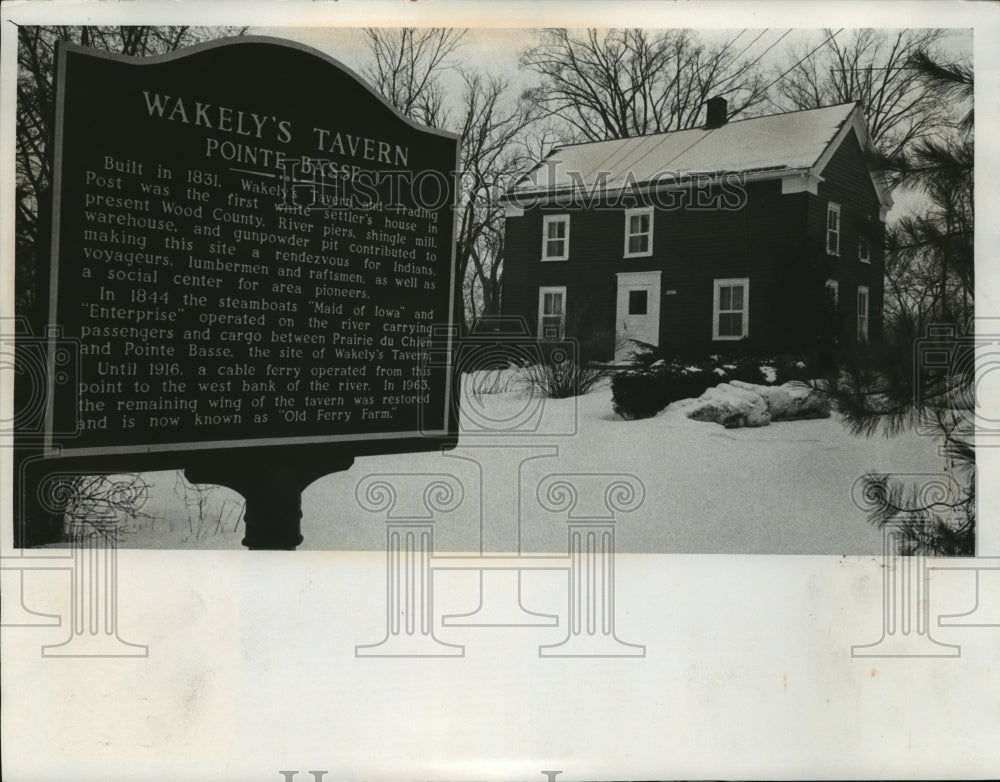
[{"left": 46, "top": 37, "right": 459, "bottom": 456}]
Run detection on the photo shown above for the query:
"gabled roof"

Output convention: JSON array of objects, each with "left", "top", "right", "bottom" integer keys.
[{"left": 505, "top": 102, "right": 892, "bottom": 214}]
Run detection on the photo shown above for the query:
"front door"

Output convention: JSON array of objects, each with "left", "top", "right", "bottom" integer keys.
[
  {"left": 615, "top": 271, "right": 661, "bottom": 361},
  {"left": 538, "top": 286, "right": 566, "bottom": 340}
]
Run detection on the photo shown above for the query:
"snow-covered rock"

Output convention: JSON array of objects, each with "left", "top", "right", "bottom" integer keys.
[
  {"left": 686, "top": 382, "right": 771, "bottom": 428},
  {"left": 728, "top": 380, "right": 829, "bottom": 420},
  {"left": 781, "top": 382, "right": 830, "bottom": 420},
  {"left": 730, "top": 380, "right": 794, "bottom": 418},
  {"left": 685, "top": 381, "right": 829, "bottom": 427}
]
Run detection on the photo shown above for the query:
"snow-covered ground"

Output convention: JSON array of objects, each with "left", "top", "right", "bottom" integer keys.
[{"left": 104, "top": 371, "right": 948, "bottom": 555}]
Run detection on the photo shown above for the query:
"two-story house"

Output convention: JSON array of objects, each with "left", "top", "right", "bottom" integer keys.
[{"left": 499, "top": 99, "right": 891, "bottom": 361}]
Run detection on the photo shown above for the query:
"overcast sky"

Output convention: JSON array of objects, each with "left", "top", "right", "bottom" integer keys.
[
  {"left": 249, "top": 27, "right": 971, "bottom": 221},
  {"left": 252, "top": 27, "right": 972, "bottom": 91}
]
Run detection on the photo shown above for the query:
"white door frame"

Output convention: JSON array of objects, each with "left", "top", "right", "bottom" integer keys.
[
  {"left": 615, "top": 270, "right": 662, "bottom": 359},
  {"left": 537, "top": 285, "right": 567, "bottom": 340}
]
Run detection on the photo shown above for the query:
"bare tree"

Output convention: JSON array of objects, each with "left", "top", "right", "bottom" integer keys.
[
  {"left": 364, "top": 29, "right": 541, "bottom": 325},
  {"left": 773, "top": 28, "right": 950, "bottom": 159},
  {"left": 362, "top": 27, "right": 466, "bottom": 129},
  {"left": 15, "top": 25, "right": 245, "bottom": 316},
  {"left": 519, "top": 28, "right": 771, "bottom": 142},
  {"left": 454, "top": 71, "right": 541, "bottom": 320}
]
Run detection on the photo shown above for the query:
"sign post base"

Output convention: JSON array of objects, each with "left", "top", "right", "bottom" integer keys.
[{"left": 186, "top": 454, "right": 354, "bottom": 550}]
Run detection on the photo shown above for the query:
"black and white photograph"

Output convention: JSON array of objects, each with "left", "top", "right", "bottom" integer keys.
[{"left": 2, "top": 1, "right": 998, "bottom": 780}]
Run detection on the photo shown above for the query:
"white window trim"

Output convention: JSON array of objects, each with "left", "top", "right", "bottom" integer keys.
[
  {"left": 857, "top": 285, "right": 869, "bottom": 342},
  {"left": 623, "top": 206, "right": 654, "bottom": 258},
  {"left": 712, "top": 277, "right": 749, "bottom": 341},
  {"left": 859, "top": 234, "right": 871, "bottom": 264},
  {"left": 541, "top": 215, "right": 570, "bottom": 262},
  {"left": 827, "top": 202, "right": 841, "bottom": 256},
  {"left": 538, "top": 285, "right": 567, "bottom": 340},
  {"left": 826, "top": 279, "right": 839, "bottom": 307}
]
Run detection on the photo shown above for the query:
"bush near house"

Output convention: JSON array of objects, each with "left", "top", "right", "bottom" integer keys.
[
  {"left": 758, "top": 355, "right": 816, "bottom": 385},
  {"left": 610, "top": 370, "right": 676, "bottom": 420},
  {"left": 611, "top": 354, "right": 815, "bottom": 420},
  {"left": 525, "top": 360, "right": 608, "bottom": 399}
]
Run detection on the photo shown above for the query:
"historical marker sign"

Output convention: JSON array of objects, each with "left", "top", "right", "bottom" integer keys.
[{"left": 46, "top": 37, "right": 459, "bottom": 456}]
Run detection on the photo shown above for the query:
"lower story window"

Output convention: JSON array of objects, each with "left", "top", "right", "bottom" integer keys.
[
  {"left": 825, "top": 279, "right": 839, "bottom": 307},
  {"left": 713, "top": 278, "right": 749, "bottom": 340},
  {"left": 857, "top": 285, "right": 869, "bottom": 342},
  {"left": 538, "top": 286, "right": 566, "bottom": 340}
]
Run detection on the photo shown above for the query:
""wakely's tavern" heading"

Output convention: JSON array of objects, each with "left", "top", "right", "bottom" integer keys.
[{"left": 142, "top": 91, "right": 411, "bottom": 170}]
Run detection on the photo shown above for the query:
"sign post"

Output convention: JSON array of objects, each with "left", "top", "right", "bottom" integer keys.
[
  {"left": 39, "top": 37, "right": 460, "bottom": 548},
  {"left": 184, "top": 451, "right": 354, "bottom": 550}
]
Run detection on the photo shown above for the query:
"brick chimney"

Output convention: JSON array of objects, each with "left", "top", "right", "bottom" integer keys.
[{"left": 705, "top": 96, "right": 728, "bottom": 129}]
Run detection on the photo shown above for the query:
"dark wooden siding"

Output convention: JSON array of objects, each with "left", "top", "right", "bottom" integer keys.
[
  {"left": 808, "top": 128, "right": 885, "bottom": 344},
  {"left": 502, "top": 126, "right": 885, "bottom": 359},
  {"left": 503, "top": 179, "right": 809, "bottom": 358}
]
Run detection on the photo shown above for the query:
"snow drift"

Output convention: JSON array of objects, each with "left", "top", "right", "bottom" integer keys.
[{"left": 684, "top": 380, "right": 829, "bottom": 428}]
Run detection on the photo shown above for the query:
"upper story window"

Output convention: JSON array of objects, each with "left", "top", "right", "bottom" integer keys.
[
  {"left": 857, "top": 285, "right": 869, "bottom": 342},
  {"left": 624, "top": 207, "right": 653, "bottom": 258},
  {"left": 542, "top": 215, "right": 569, "bottom": 261},
  {"left": 858, "top": 235, "right": 870, "bottom": 263},
  {"left": 826, "top": 202, "right": 841, "bottom": 256},
  {"left": 713, "top": 278, "right": 749, "bottom": 340}
]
